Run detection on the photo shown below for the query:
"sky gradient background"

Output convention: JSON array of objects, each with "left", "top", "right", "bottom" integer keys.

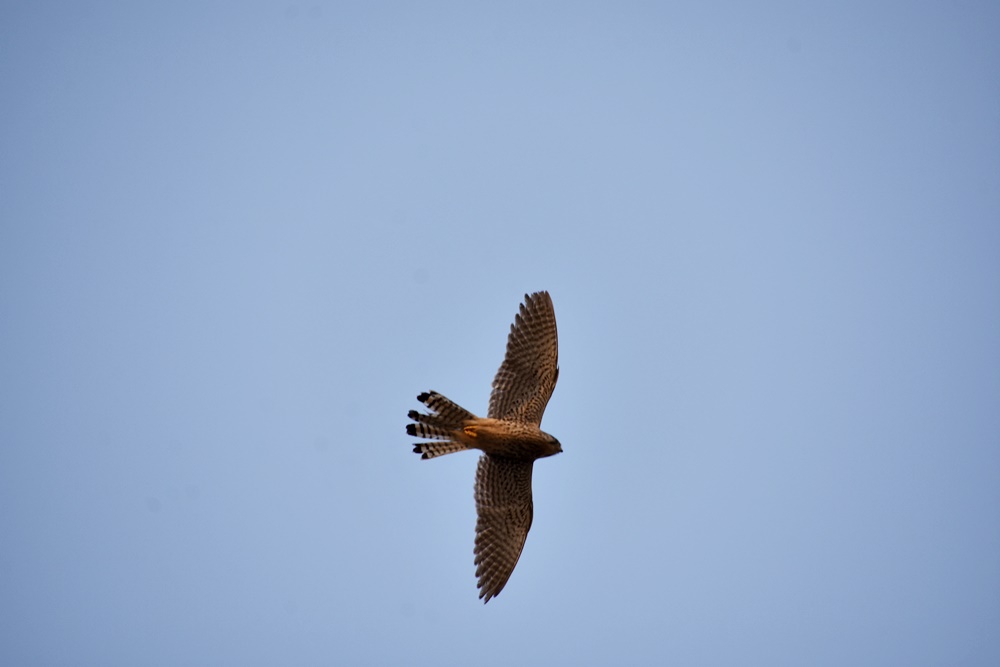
[{"left": 2, "top": 2, "right": 999, "bottom": 665}]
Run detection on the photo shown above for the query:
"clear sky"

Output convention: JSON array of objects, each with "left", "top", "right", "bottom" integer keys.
[{"left": 2, "top": 2, "right": 998, "bottom": 665}]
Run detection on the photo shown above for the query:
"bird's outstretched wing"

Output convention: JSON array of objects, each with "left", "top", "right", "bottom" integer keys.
[
  {"left": 487, "top": 291, "right": 559, "bottom": 424},
  {"left": 473, "top": 455, "right": 534, "bottom": 603}
]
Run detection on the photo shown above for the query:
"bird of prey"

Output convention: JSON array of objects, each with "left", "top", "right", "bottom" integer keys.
[{"left": 406, "top": 291, "right": 562, "bottom": 603}]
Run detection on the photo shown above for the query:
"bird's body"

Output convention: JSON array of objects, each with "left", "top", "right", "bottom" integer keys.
[
  {"left": 410, "top": 403, "right": 561, "bottom": 461},
  {"left": 406, "top": 291, "right": 561, "bottom": 603}
]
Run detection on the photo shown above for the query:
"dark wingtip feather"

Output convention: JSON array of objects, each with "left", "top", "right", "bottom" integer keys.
[
  {"left": 407, "top": 410, "right": 420, "bottom": 420},
  {"left": 416, "top": 391, "right": 431, "bottom": 403},
  {"left": 405, "top": 424, "right": 417, "bottom": 436}
]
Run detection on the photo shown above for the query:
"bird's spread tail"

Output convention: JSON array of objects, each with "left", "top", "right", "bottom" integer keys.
[{"left": 407, "top": 391, "right": 477, "bottom": 459}]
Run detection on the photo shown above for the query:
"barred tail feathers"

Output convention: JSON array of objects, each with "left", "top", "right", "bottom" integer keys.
[
  {"left": 411, "top": 440, "right": 470, "bottom": 459},
  {"left": 407, "top": 391, "right": 478, "bottom": 460}
]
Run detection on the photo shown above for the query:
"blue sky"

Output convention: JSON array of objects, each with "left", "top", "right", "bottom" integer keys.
[{"left": 2, "top": 2, "right": 998, "bottom": 665}]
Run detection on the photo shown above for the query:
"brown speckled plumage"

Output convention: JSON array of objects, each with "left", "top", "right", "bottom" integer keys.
[{"left": 406, "top": 291, "right": 561, "bottom": 603}]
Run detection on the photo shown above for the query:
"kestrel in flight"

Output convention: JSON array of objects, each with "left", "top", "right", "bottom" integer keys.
[{"left": 406, "top": 291, "right": 562, "bottom": 603}]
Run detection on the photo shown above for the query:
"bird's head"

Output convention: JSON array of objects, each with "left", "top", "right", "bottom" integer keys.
[{"left": 540, "top": 432, "right": 563, "bottom": 458}]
